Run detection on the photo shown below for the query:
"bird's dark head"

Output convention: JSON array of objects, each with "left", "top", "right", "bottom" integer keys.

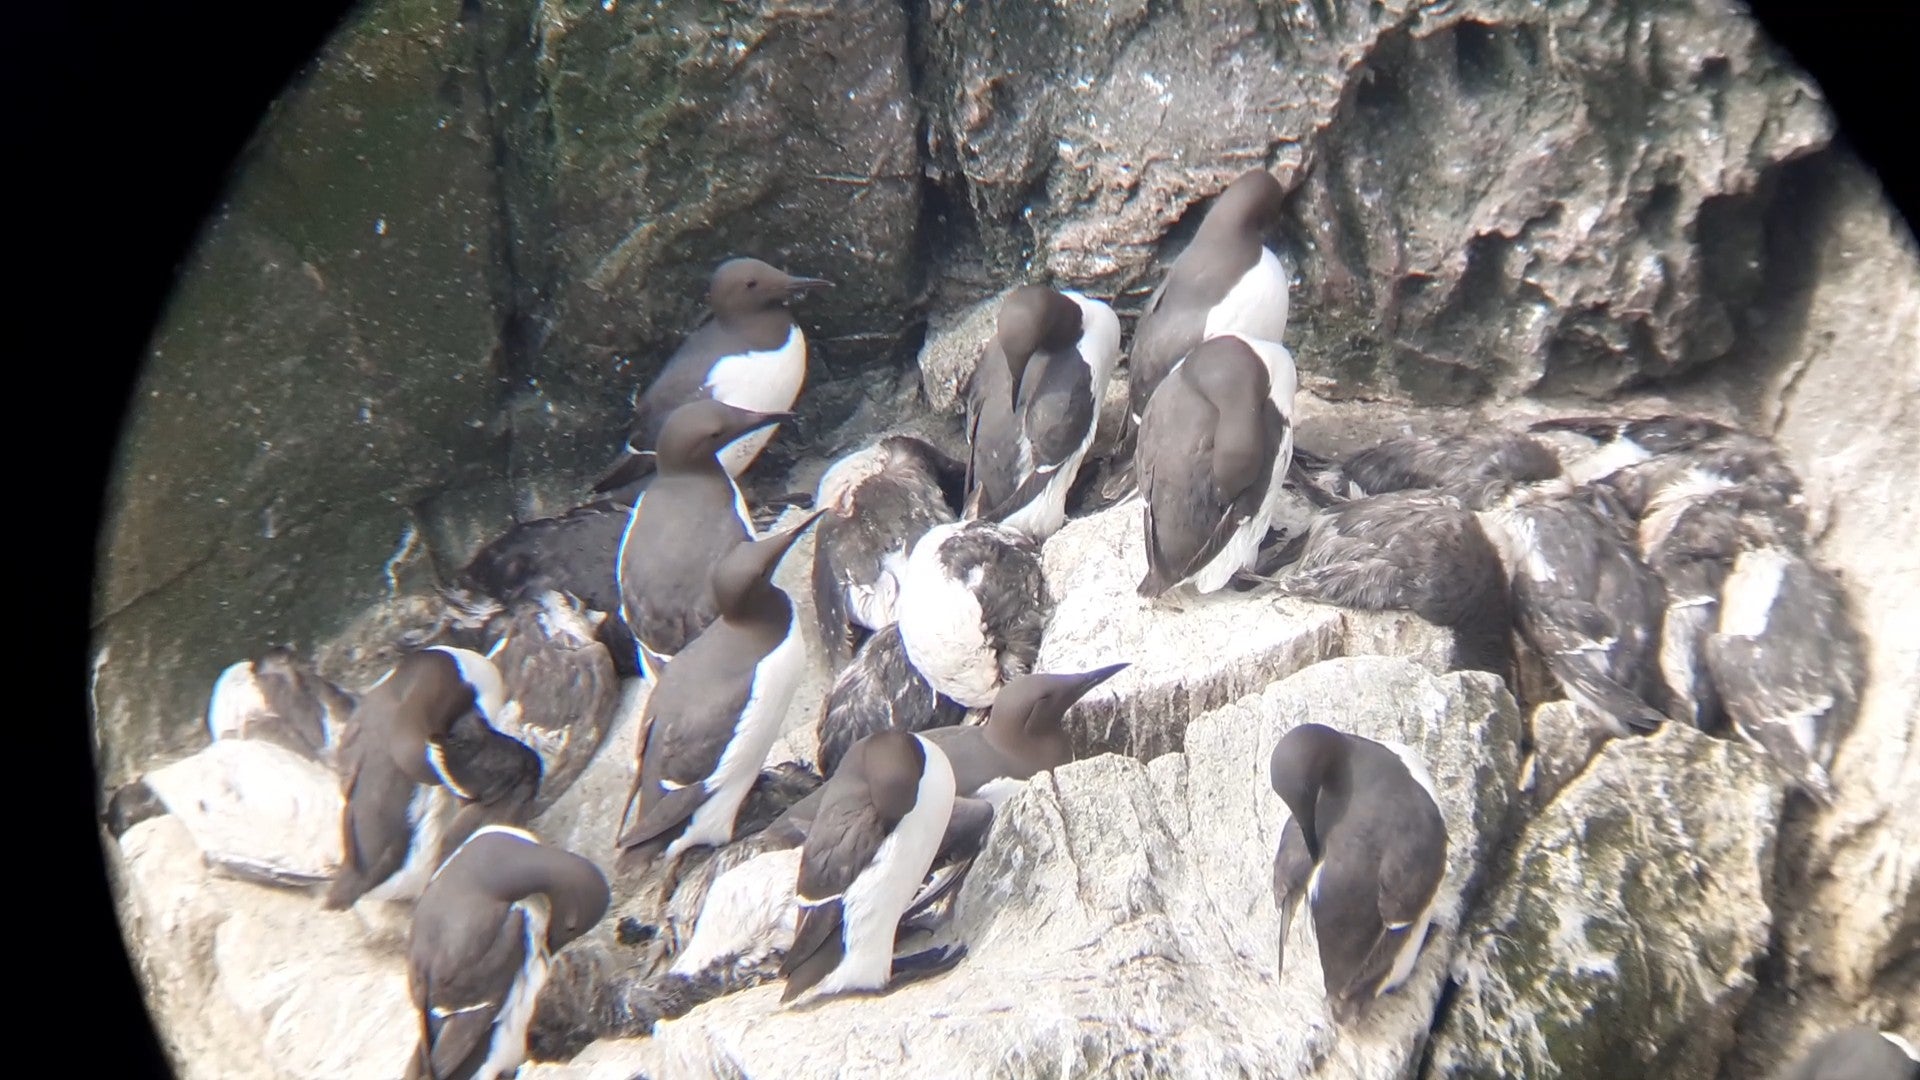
[
  {"left": 850, "top": 728, "right": 928, "bottom": 822},
  {"left": 708, "top": 257, "right": 833, "bottom": 317},
  {"left": 1269, "top": 723, "right": 1348, "bottom": 861},
  {"left": 991, "top": 285, "right": 1084, "bottom": 388},
  {"left": 1199, "top": 168, "right": 1286, "bottom": 240},
  {"left": 711, "top": 510, "right": 825, "bottom": 616},
  {"left": 544, "top": 849, "right": 613, "bottom": 953},
  {"left": 655, "top": 399, "right": 793, "bottom": 470},
  {"left": 985, "top": 663, "right": 1129, "bottom": 766}
]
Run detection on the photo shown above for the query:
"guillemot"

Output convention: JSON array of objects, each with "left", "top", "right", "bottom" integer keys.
[
  {"left": 322, "top": 646, "right": 516, "bottom": 910},
  {"left": 1477, "top": 485, "right": 1671, "bottom": 736},
  {"left": 480, "top": 590, "right": 623, "bottom": 816},
  {"left": 615, "top": 398, "right": 790, "bottom": 682},
  {"left": 1704, "top": 544, "right": 1866, "bottom": 806},
  {"left": 615, "top": 513, "right": 824, "bottom": 874},
  {"left": 205, "top": 645, "right": 358, "bottom": 765},
  {"left": 962, "top": 284, "right": 1123, "bottom": 541},
  {"left": 404, "top": 825, "right": 611, "bottom": 1080},
  {"left": 809, "top": 434, "right": 966, "bottom": 669},
  {"left": 1136, "top": 332, "right": 1297, "bottom": 598},
  {"left": 894, "top": 519, "right": 1050, "bottom": 710},
  {"left": 1126, "top": 168, "right": 1291, "bottom": 432},
  {"left": 1341, "top": 430, "right": 1564, "bottom": 511},
  {"left": 779, "top": 729, "right": 965, "bottom": 1005},
  {"left": 1269, "top": 722, "right": 1448, "bottom": 1025},
  {"left": 1266, "top": 491, "right": 1515, "bottom": 682},
  {"left": 813, "top": 622, "right": 967, "bottom": 782},
  {"left": 593, "top": 258, "right": 832, "bottom": 499}
]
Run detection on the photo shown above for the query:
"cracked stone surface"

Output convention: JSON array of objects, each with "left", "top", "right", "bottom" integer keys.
[{"left": 1427, "top": 722, "right": 1784, "bottom": 1080}]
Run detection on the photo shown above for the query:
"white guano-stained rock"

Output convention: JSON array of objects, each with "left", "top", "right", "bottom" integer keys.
[
  {"left": 1037, "top": 503, "right": 1460, "bottom": 763},
  {"left": 525, "top": 656, "right": 1521, "bottom": 1080},
  {"left": 1426, "top": 722, "right": 1783, "bottom": 1080}
]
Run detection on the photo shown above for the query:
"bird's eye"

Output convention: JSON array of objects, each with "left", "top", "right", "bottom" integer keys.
[{"left": 747, "top": 280, "right": 758, "bottom": 289}]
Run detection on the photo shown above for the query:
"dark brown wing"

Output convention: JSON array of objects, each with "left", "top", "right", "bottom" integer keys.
[{"left": 779, "top": 787, "right": 893, "bottom": 998}]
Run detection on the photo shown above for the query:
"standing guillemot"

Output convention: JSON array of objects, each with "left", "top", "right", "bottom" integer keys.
[
  {"left": 1265, "top": 491, "right": 1515, "bottom": 682},
  {"left": 616, "top": 399, "right": 791, "bottom": 682},
  {"left": 1269, "top": 722, "right": 1448, "bottom": 1025},
  {"left": 1126, "top": 168, "right": 1291, "bottom": 433},
  {"left": 1704, "top": 544, "right": 1866, "bottom": 806},
  {"left": 895, "top": 519, "right": 1050, "bottom": 709},
  {"left": 593, "top": 258, "right": 833, "bottom": 499},
  {"left": 404, "top": 825, "right": 611, "bottom": 1080},
  {"left": 810, "top": 434, "right": 967, "bottom": 669},
  {"left": 813, "top": 623, "right": 967, "bottom": 781},
  {"left": 961, "top": 284, "right": 1123, "bottom": 541},
  {"left": 206, "top": 646, "right": 358, "bottom": 765},
  {"left": 481, "top": 591, "right": 623, "bottom": 816},
  {"left": 323, "top": 646, "right": 516, "bottom": 909},
  {"left": 1135, "top": 332, "right": 1298, "bottom": 599},
  {"left": 779, "top": 729, "right": 964, "bottom": 1004},
  {"left": 615, "top": 512, "right": 824, "bottom": 874},
  {"left": 1341, "top": 431, "right": 1564, "bottom": 511},
  {"left": 1478, "top": 485, "right": 1672, "bottom": 736},
  {"left": 1778, "top": 1026, "right": 1920, "bottom": 1080}
]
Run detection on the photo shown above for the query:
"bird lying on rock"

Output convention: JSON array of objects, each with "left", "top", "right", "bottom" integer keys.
[
  {"left": 1261, "top": 490, "right": 1515, "bottom": 684},
  {"left": 895, "top": 519, "right": 1050, "bottom": 710},
  {"left": 1775, "top": 1026, "right": 1919, "bottom": 1080},
  {"left": 810, "top": 434, "right": 966, "bottom": 669}
]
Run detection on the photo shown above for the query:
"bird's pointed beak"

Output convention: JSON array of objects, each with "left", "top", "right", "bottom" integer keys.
[
  {"left": 1067, "top": 662, "right": 1130, "bottom": 701},
  {"left": 784, "top": 276, "right": 834, "bottom": 297}
]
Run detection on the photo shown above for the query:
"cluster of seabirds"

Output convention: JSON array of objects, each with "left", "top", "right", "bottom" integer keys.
[{"left": 103, "top": 167, "right": 1912, "bottom": 1080}]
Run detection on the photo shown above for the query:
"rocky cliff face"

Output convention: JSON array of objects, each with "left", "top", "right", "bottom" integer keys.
[{"left": 97, "top": 0, "right": 1917, "bottom": 1076}]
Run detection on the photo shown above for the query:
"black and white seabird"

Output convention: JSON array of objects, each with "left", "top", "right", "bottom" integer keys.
[
  {"left": 1777, "top": 1026, "right": 1920, "bottom": 1080},
  {"left": 1269, "top": 722, "right": 1448, "bottom": 1025},
  {"left": 810, "top": 434, "right": 967, "bottom": 668},
  {"left": 482, "top": 591, "right": 623, "bottom": 815},
  {"left": 405, "top": 825, "right": 611, "bottom": 1080},
  {"left": 616, "top": 399, "right": 791, "bottom": 682},
  {"left": 206, "top": 646, "right": 358, "bottom": 765},
  {"left": 1704, "top": 544, "right": 1866, "bottom": 805},
  {"left": 1267, "top": 491, "right": 1515, "bottom": 681},
  {"left": 322, "top": 646, "right": 516, "bottom": 909},
  {"left": 1341, "top": 431, "right": 1564, "bottom": 512},
  {"left": 1478, "top": 486, "right": 1672, "bottom": 736},
  {"left": 616, "top": 512, "right": 824, "bottom": 871},
  {"left": 779, "top": 728, "right": 964, "bottom": 1004},
  {"left": 1528, "top": 414, "right": 1796, "bottom": 496},
  {"left": 813, "top": 623, "right": 967, "bottom": 781},
  {"left": 895, "top": 519, "right": 1050, "bottom": 710},
  {"left": 1136, "top": 332, "right": 1298, "bottom": 598},
  {"left": 962, "top": 284, "right": 1123, "bottom": 541},
  {"left": 458, "top": 502, "right": 634, "bottom": 669},
  {"left": 594, "top": 258, "right": 833, "bottom": 499},
  {"left": 1126, "top": 168, "right": 1291, "bottom": 430}
]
